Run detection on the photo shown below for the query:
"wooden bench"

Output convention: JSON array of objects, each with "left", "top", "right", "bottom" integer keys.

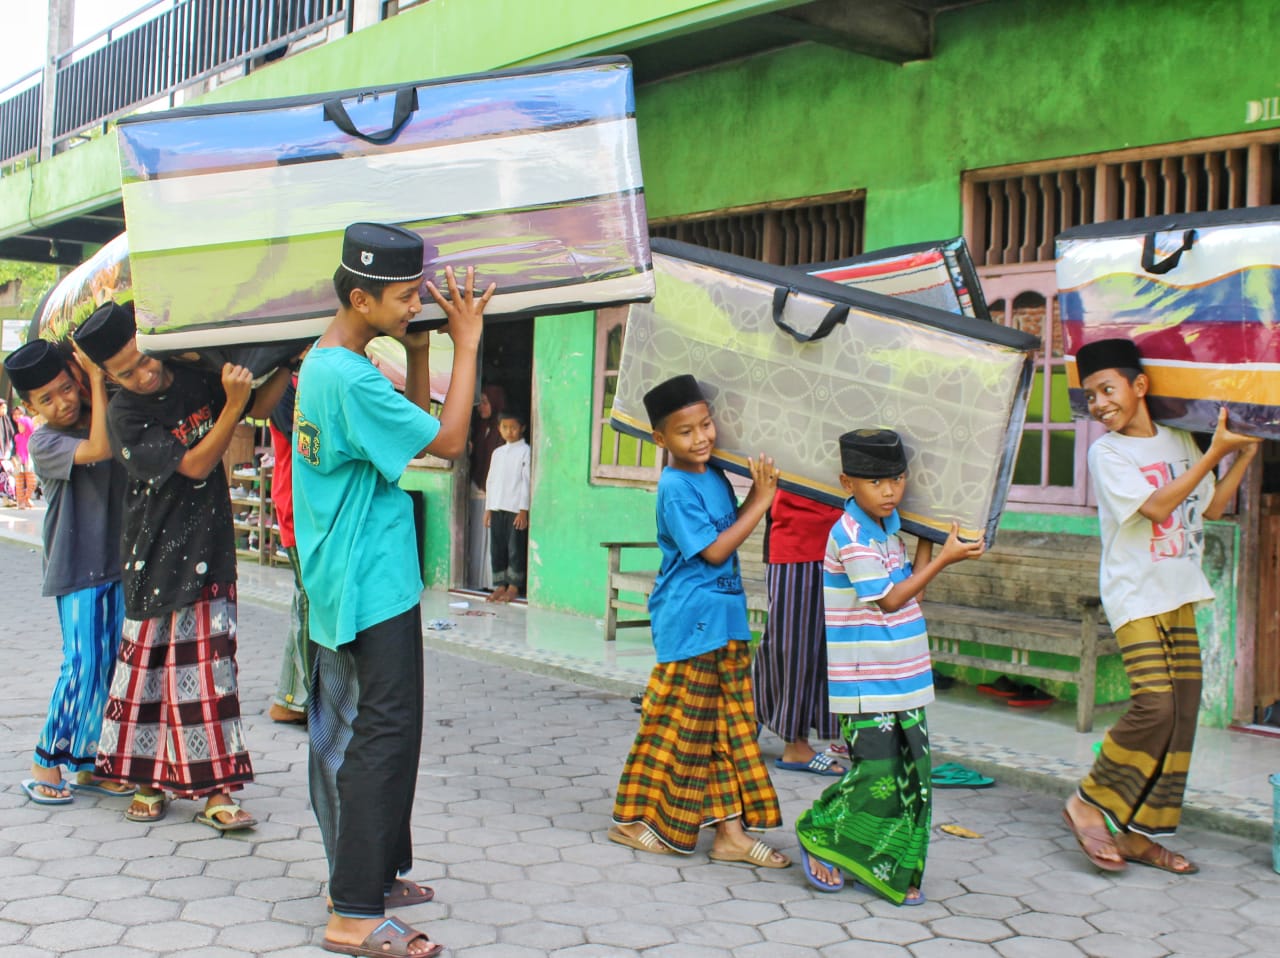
[
  {"left": 603, "top": 527, "right": 769, "bottom": 642},
  {"left": 920, "top": 529, "right": 1121, "bottom": 733}
]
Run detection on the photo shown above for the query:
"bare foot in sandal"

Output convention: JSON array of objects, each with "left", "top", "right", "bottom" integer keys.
[
  {"left": 126, "top": 788, "right": 166, "bottom": 822},
  {"left": 709, "top": 818, "right": 790, "bottom": 868},
  {"left": 1063, "top": 794, "right": 1125, "bottom": 871},
  {"left": 324, "top": 914, "right": 442, "bottom": 957},
  {"left": 1115, "top": 832, "right": 1198, "bottom": 874}
]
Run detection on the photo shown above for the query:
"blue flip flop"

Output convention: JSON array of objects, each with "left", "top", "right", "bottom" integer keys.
[
  {"left": 853, "top": 880, "right": 926, "bottom": 906},
  {"left": 775, "top": 753, "right": 843, "bottom": 776},
  {"left": 798, "top": 834, "right": 844, "bottom": 892},
  {"left": 69, "top": 778, "right": 137, "bottom": 797},
  {"left": 21, "top": 778, "right": 72, "bottom": 805}
]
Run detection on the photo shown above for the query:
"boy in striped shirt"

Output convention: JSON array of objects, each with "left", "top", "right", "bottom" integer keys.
[{"left": 796, "top": 428, "right": 983, "bottom": 904}]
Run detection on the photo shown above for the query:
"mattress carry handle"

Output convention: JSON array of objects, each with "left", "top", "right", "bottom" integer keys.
[
  {"left": 322, "top": 87, "right": 419, "bottom": 144},
  {"left": 771, "top": 286, "right": 849, "bottom": 343},
  {"left": 1140, "top": 229, "right": 1196, "bottom": 275}
]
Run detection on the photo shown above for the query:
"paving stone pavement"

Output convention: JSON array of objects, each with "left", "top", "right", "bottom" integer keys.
[{"left": 1, "top": 537, "right": 1277, "bottom": 958}]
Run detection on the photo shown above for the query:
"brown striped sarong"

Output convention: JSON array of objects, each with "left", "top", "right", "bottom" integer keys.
[
  {"left": 96, "top": 583, "right": 253, "bottom": 798},
  {"left": 1078, "top": 603, "right": 1201, "bottom": 837},
  {"left": 613, "top": 641, "right": 782, "bottom": 853},
  {"left": 753, "top": 561, "right": 840, "bottom": 743}
]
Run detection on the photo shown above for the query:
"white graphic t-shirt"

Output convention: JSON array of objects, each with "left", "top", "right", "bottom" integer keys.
[{"left": 1088, "top": 425, "right": 1215, "bottom": 630}]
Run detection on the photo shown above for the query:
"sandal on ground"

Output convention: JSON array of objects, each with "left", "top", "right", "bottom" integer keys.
[
  {"left": 826, "top": 743, "right": 849, "bottom": 757},
  {"left": 195, "top": 801, "right": 256, "bottom": 832},
  {"left": 709, "top": 839, "right": 791, "bottom": 869},
  {"left": 322, "top": 916, "right": 442, "bottom": 958},
  {"left": 853, "top": 880, "right": 926, "bottom": 906},
  {"left": 70, "top": 774, "right": 136, "bottom": 797},
  {"left": 931, "top": 764, "right": 995, "bottom": 789},
  {"left": 607, "top": 824, "right": 673, "bottom": 854},
  {"left": 775, "top": 753, "right": 844, "bottom": 777},
  {"left": 1120, "top": 839, "right": 1199, "bottom": 875},
  {"left": 124, "top": 791, "right": 167, "bottom": 822},
  {"left": 21, "top": 778, "right": 72, "bottom": 805},
  {"left": 1061, "top": 808, "right": 1126, "bottom": 872},
  {"left": 798, "top": 835, "right": 844, "bottom": 892}
]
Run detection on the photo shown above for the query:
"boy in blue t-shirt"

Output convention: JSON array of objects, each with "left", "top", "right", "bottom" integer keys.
[
  {"left": 609, "top": 374, "right": 790, "bottom": 868},
  {"left": 293, "top": 222, "right": 491, "bottom": 958},
  {"left": 5, "top": 340, "right": 130, "bottom": 806}
]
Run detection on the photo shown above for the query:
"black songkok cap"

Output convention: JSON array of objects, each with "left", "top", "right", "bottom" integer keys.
[
  {"left": 1075, "top": 338, "right": 1143, "bottom": 382},
  {"left": 3, "top": 339, "right": 68, "bottom": 393},
  {"left": 840, "top": 428, "right": 908, "bottom": 479},
  {"left": 340, "top": 222, "right": 425, "bottom": 283},
  {"left": 74, "top": 300, "right": 137, "bottom": 365},
  {"left": 643, "top": 374, "right": 706, "bottom": 427}
]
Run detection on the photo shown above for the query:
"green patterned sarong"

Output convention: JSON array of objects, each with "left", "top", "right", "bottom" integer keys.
[{"left": 795, "top": 709, "right": 931, "bottom": 904}]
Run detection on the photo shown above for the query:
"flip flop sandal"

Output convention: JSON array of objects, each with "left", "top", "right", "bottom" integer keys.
[
  {"left": 21, "top": 778, "right": 72, "bottom": 805},
  {"left": 70, "top": 777, "right": 136, "bottom": 797},
  {"left": 931, "top": 766, "right": 996, "bottom": 789},
  {"left": 826, "top": 743, "right": 849, "bottom": 757},
  {"left": 607, "top": 824, "right": 673, "bottom": 854},
  {"left": 1122, "top": 841, "right": 1199, "bottom": 875},
  {"left": 775, "top": 753, "right": 844, "bottom": 776},
  {"left": 322, "top": 916, "right": 442, "bottom": 958},
  {"left": 708, "top": 840, "right": 791, "bottom": 869},
  {"left": 196, "top": 801, "right": 257, "bottom": 832},
  {"left": 1061, "top": 809, "right": 1127, "bottom": 872},
  {"left": 797, "top": 829, "right": 844, "bottom": 892},
  {"left": 977, "top": 676, "right": 1021, "bottom": 698},
  {"left": 1008, "top": 687, "right": 1055, "bottom": 709},
  {"left": 124, "top": 791, "right": 167, "bottom": 823},
  {"left": 384, "top": 879, "right": 436, "bottom": 907},
  {"left": 853, "top": 880, "right": 926, "bottom": 906}
]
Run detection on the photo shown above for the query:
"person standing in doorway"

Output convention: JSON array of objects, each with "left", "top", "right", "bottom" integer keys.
[{"left": 484, "top": 409, "right": 530, "bottom": 603}]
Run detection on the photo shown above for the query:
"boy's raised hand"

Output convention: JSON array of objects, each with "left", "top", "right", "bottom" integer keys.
[
  {"left": 221, "top": 362, "right": 254, "bottom": 414},
  {"left": 1209, "top": 407, "right": 1262, "bottom": 457},
  {"left": 938, "top": 521, "right": 985, "bottom": 566},
  {"left": 70, "top": 342, "right": 105, "bottom": 388},
  {"left": 424, "top": 265, "right": 494, "bottom": 353},
  {"left": 744, "top": 453, "right": 780, "bottom": 512}
]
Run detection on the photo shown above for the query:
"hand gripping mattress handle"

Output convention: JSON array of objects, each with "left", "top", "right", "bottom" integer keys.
[
  {"left": 322, "top": 87, "right": 419, "bottom": 144},
  {"left": 1140, "top": 229, "right": 1196, "bottom": 275},
  {"left": 771, "top": 286, "right": 850, "bottom": 343}
]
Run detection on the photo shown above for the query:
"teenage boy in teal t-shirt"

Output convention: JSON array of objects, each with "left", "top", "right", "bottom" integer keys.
[{"left": 293, "top": 222, "right": 492, "bottom": 958}]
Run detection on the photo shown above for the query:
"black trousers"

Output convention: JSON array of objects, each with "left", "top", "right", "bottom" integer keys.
[
  {"left": 489, "top": 509, "right": 528, "bottom": 588},
  {"left": 308, "top": 605, "right": 424, "bottom": 917}
]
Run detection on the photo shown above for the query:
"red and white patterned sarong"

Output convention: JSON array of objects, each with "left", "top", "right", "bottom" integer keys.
[{"left": 96, "top": 583, "right": 253, "bottom": 797}]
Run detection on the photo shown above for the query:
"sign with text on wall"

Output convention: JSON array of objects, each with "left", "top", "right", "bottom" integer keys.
[{"left": 1, "top": 319, "right": 27, "bottom": 352}]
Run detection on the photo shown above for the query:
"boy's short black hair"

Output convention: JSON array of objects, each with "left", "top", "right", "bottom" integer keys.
[
  {"left": 499, "top": 409, "right": 527, "bottom": 427},
  {"left": 333, "top": 265, "right": 394, "bottom": 308}
]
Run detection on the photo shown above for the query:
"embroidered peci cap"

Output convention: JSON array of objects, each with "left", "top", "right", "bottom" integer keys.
[
  {"left": 3, "top": 339, "right": 69, "bottom": 393},
  {"left": 73, "top": 300, "right": 137, "bottom": 365},
  {"left": 643, "top": 374, "right": 706, "bottom": 427},
  {"left": 340, "top": 222, "right": 425, "bottom": 283},
  {"left": 1075, "top": 338, "right": 1144, "bottom": 382},
  {"left": 839, "top": 428, "right": 908, "bottom": 479}
]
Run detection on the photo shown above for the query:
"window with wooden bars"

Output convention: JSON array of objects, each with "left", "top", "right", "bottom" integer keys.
[
  {"left": 964, "top": 131, "right": 1280, "bottom": 508},
  {"left": 591, "top": 192, "right": 866, "bottom": 484}
]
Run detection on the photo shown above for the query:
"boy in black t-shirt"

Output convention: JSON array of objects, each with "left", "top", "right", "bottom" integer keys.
[{"left": 75, "top": 301, "right": 293, "bottom": 830}]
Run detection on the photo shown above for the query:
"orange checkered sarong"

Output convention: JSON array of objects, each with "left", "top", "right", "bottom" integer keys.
[{"left": 612, "top": 641, "right": 781, "bottom": 853}]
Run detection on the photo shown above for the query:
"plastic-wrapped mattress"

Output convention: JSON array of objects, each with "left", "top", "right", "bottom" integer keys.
[
  {"left": 115, "top": 56, "right": 652, "bottom": 366},
  {"left": 807, "top": 237, "right": 989, "bottom": 320},
  {"left": 1058, "top": 207, "right": 1280, "bottom": 437},
  {"left": 611, "top": 239, "right": 1038, "bottom": 544}
]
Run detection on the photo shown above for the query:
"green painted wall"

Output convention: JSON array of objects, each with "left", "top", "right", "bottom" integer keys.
[{"left": 527, "top": 311, "right": 658, "bottom": 612}]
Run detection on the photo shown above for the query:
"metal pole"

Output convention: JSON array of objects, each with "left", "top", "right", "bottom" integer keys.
[{"left": 40, "top": 0, "right": 75, "bottom": 160}]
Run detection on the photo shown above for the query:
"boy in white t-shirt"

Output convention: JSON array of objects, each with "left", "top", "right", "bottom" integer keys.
[
  {"left": 484, "top": 410, "right": 531, "bottom": 603},
  {"left": 1062, "top": 338, "right": 1259, "bottom": 877}
]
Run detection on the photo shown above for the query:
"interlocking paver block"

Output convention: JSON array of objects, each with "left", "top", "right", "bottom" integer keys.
[
  {"left": 498, "top": 919, "right": 585, "bottom": 950},
  {"left": 1074, "top": 932, "right": 1171, "bottom": 958}
]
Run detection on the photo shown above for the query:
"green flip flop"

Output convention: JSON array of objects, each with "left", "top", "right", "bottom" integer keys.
[{"left": 930, "top": 764, "right": 995, "bottom": 789}]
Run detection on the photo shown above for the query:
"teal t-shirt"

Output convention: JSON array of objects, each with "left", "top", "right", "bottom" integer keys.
[{"left": 292, "top": 346, "right": 440, "bottom": 650}]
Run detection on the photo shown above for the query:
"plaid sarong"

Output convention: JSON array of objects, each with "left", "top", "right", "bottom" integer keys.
[
  {"left": 96, "top": 583, "right": 253, "bottom": 797},
  {"left": 1079, "top": 604, "right": 1201, "bottom": 837},
  {"left": 796, "top": 709, "right": 931, "bottom": 905},
  {"left": 613, "top": 641, "right": 781, "bottom": 853}
]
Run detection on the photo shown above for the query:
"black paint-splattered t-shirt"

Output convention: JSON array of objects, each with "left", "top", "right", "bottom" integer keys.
[{"left": 107, "top": 365, "right": 237, "bottom": 620}]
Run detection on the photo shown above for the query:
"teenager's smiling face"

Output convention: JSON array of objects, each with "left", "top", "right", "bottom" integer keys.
[
  {"left": 1082, "top": 368, "right": 1149, "bottom": 436},
  {"left": 102, "top": 340, "right": 171, "bottom": 396},
  {"left": 26, "top": 370, "right": 84, "bottom": 429},
  {"left": 359, "top": 280, "right": 422, "bottom": 338},
  {"left": 653, "top": 401, "right": 715, "bottom": 471}
]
